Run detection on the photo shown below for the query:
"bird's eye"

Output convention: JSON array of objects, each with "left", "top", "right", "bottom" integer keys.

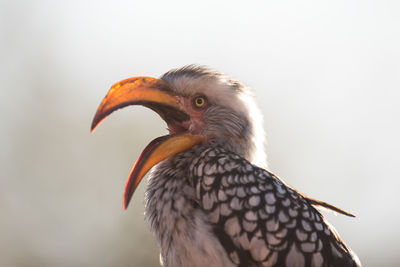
[{"left": 193, "top": 96, "right": 207, "bottom": 109}]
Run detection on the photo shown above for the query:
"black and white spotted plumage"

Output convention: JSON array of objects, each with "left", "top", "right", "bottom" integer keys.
[
  {"left": 145, "top": 144, "right": 360, "bottom": 267},
  {"left": 190, "top": 146, "right": 360, "bottom": 267}
]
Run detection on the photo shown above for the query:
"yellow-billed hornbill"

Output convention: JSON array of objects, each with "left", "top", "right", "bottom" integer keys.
[{"left": 91, "top": 65, "right": 361, "bottom": 267}]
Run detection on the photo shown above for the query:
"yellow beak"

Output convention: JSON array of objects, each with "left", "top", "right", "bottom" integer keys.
[{"left": 91, "top": 77, "right": 204, "bottom": 209}]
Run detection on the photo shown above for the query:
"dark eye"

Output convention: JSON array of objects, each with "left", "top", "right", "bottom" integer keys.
[{"left": 193, "top": 96, "right": 207, "bottom": 109}]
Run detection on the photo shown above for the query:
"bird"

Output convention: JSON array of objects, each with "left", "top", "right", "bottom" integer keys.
[{"left": 91, "top": 65, "right": 361, "bottom": 267}]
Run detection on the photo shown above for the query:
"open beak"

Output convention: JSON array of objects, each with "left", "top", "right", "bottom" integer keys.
[{"left": 91, "top": 77, "right": 204, "bottom": 209}]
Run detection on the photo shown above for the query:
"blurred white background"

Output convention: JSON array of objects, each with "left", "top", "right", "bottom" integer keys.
[{"left": 1, "top": 0, "right": 399, "bottom": 266}]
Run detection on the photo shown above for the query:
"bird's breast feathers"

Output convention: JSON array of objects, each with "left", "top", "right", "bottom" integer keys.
[{"left": 145, "top": 146, "right": 360, "bottom": 267}]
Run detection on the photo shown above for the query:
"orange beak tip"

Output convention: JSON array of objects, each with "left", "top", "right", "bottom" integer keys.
[
  {"left": 91, "top": 109, "right": 108, "bottom": 133},
  {"left": 90, "top": 119, "right": 100, "bottom": 133}
]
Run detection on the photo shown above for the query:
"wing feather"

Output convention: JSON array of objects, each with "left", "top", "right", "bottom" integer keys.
[{"left": 189, "top": 147, "right": 360, "bottom": 267}]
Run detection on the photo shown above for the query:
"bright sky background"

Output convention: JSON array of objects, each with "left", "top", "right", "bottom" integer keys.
[{"left": 1, "top": 1, "right": 399, "bottom": 266}]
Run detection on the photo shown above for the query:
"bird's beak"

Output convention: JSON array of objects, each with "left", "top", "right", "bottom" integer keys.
[{"left": 91, "top": 77, "right": 204, "bottom": 209}]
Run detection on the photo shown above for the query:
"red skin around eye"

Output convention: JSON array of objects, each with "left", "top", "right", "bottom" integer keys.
[{"left": 167, "top": 97, "right": 208, "bottom": 135}]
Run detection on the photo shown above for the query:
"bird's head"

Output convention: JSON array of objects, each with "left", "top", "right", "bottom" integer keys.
[{"left": 91, "top": 65, "right": 266, "bottom": 209}]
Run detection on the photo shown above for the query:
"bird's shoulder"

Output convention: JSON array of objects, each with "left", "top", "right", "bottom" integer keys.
[{"left": 188, "top": 146, "right": 360, "bottom": 267}]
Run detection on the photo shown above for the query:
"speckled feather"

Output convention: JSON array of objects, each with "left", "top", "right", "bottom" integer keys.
[
  {"left": 190, "top": 146, "right": 360, "bottom": 267},
  {"left": 145, "top": 144, "right": 360, "bottom": 267}
]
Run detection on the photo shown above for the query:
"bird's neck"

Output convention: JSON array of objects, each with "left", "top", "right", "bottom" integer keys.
[
  {"left": 144, "top": 144, "right": 237, "bottom": 267},
  {"left": 209, "top": 137, "right": 267, "bottom": 169},
  {"left": 144, "top": 146, "right": 199, "bottom": 248}
]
